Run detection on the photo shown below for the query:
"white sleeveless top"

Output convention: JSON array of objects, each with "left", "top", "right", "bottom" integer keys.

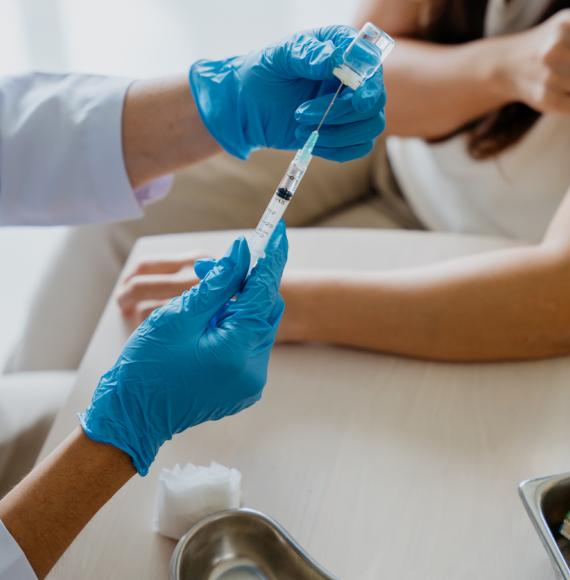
[{"left": 385, "top": 0, "right": 570, "bottom": 242}]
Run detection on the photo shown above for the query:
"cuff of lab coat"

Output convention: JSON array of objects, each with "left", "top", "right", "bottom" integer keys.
[
  {"left": 85, "top": 78, "right": 145, "bottom": 222},
  {"left": 134, "top": 174, "right": 174, "bottom": 206},
  {"left": 0, "top": 520, "right": 37, "bottom": 580},
  {"left": 0, "top": 73, "right": 174, "bottom": 226},
  {"left": 90, "top": 80, "right": 173, "bottom": 216}
]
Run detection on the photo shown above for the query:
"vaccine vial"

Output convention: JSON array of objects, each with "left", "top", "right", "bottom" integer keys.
[{"left": 333, "top": 22, "right": 395, "bottom": 90}]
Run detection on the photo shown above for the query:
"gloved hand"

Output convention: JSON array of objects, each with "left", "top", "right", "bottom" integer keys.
[
  {"left": 80, "top": 223, "right": 288, "bottom": 476},
  {"left": 190, "top": 25, "right": 386, "bottom": 162}
]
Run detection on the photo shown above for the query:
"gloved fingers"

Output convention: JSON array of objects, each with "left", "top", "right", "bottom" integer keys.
[
  {"left": 279, "top": 35, "right": 341, "bottom": 81},
  {"left": 242, "top": 221, "right": 288, "bottom": 317},
  {"left": 220, "top": 221, "right": 288, "bottom": 325},
  {"left": 239, "top": 296, "right": 286, "bottom": 355},
  {"left": 296, "top": 113, "right": 385, "bottom": 149},
  {"left": 353, "top": 72, "right": 386, "bottom": 114},
  {"left": 132, "top": 299, "right": 170, "bottom": 328},
  {"left": 194, "top": 258, "right": 216, "bottom": 280},
  {"left": 268, "top": 295, "right": 286, "bottom": 329},
  {"left": 313, "top": 24, "right": 358, "bottom": 47},
  {"left": 312, "top": 141, "right": 375, "bottom": 163},
  {"left": 221, "top": 299, "right": 284, "bottom": 357},
  {"left": 296, "top": 91, "right": 363, "bottom": 126},
  {"left": 295, "top": 73, "right": 385, "bottom": 125},
  {"left": 254, "top": 296, "right": 285, "bottom": 347},
  {"left": 280, "top": 26, "right": 355, "bottom": 81},
  {"left": 315, "top": 78, "right": 344, "bottom": 99},
  {"left": 209, "top": 395, "right": 261, "bottom": 422},
  {"left": 182, "top": 236, "right": 250, "bottom": 322}
]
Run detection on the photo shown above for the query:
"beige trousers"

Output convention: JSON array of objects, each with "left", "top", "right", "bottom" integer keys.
[{"left": 6, "top": 143, "right": 421, "bottom": 372}]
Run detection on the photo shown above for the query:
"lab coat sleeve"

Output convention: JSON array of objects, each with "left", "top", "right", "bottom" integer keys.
[
  {"left": 0, "top": 73, "right": 172, "bottom": 226},
  {"left": 0, "top": 520, "right": 37, "bottom": 580}
]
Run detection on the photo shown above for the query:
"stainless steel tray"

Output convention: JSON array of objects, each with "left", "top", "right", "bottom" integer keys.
[
  {"left": 170, "top": 508, "right": 338, "bottom": 580},
  {"left": 519, "top": 473, "right": 570, "bottom": 580}
]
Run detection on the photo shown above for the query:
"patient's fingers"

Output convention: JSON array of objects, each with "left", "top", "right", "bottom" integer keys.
[
  {"left": 124, "top": 251, "right": 211, "bottom": 282},
  {"left": 117, "top": 273, "right": 201, "bottom": 316}
]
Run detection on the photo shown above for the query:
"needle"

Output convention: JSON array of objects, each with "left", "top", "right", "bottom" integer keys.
[{"left": 316, "top": 82, "right": 343, "bottom": 133}]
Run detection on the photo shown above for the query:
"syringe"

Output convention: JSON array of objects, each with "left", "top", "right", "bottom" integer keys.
[
  {"left": 248, "top": 130, "right": 319, "bottom": 271},
  {"left": 247, "top": 23, "right": 395, "bottom": 272}
]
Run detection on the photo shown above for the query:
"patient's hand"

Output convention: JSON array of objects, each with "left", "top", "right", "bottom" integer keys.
[
  {"left": 501, "top": 10, "right": 570, "bottom": 115},
  {"left": 117, "top": 252, "right": 209, "bottom": 329}
]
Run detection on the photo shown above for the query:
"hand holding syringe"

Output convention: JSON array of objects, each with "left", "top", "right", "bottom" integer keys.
[{"left": 248, "top": 23, "right": 394, "bottom": 271}]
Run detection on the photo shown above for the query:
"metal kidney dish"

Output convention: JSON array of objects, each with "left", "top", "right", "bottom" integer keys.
[
  {"left": 520, "top": 472, "right": 570, "bottom": 580},
  {"left": 170, "top": 509, "right": 338, "bottom": 580}
]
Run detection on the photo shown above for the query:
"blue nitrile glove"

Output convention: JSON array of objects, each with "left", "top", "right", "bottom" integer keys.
[
  {"left": 80, "top": 224, "right": 288, "bottom": 476},
  {"left": 189, "top": 25, "right": 386, "bottom": 163}
]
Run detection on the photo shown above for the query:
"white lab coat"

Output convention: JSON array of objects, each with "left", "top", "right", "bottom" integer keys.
[
  {"left": 0, "top": 72, "right": 174, "bottom": 579},
  {"left": 0, "top": 73, "right": 171, "bottom": 226}
]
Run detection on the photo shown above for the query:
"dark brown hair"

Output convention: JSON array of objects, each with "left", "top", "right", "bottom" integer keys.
[{"left": 421, "top": 0, "right": 568, "bottom": 159}]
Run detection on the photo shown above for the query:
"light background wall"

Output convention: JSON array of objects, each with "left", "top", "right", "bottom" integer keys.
[{"left": 0, "top": 0, "right": 360, "bottom": 368}]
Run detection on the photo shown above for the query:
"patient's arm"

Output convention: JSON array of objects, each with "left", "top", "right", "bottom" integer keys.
[
  {"left": 279, "top": 186, "right": 570, "bottom": 362},
  {"left": 374, "top": 37, "right": 514, "bottom": 138},
  {"left": 358, "top": 0, "right": 570, "bottom": 138},
  {"left": 356, "top": 0, "right": 510, "bottom": 138},
  {"left": 116, "top": 186, "right": 570, "bottom": 362},
  {"left": 0, "top": 428, "right": 135, "bottom": 579}
]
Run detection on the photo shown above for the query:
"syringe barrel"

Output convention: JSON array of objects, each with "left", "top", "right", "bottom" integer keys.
[
  {"left": 248, "top": 158, "right": 308, "bottom": 271},
  {"left": 248, "top": 185, "right": 292, "bottom": 269},
  {"left": 278, "top": 158, "right": 307, "bottom": 195}
]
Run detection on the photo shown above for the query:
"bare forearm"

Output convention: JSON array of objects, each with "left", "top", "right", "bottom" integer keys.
[
  {"left": 0, "top": 428, "right": 135, "bottom": 578},
  {"left": 357, "top": 0, "right": 515, "bottom": 138},
  {"left": 122, "top": 75, "right": 220, "bottom": 189},
  {"left": 382, "top": 38, "right": 512, "bottom": 138},
  {"left": 282, "top": 246, "right": 570, "bottom": 362}
]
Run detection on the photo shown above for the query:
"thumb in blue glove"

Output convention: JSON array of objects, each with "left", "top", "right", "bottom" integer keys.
[{"left": 80, "top": 223, "right": 288, "bottom": 476}]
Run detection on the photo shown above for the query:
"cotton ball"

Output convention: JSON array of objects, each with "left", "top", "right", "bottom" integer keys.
[{"left": 154, "top": 462, "right": 242, "bottom": 540}]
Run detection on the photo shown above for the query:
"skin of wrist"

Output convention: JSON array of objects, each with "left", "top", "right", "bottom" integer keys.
[
  {"left": 485, "top": 33, "right": 526, "bottom": 105},
  {"left": 0, "top": 428, "right": 135, "bottom": 578},
  {"left": 279, "top": 275, "right": 312, "bottom": 343},
  {"left": 280, "top": 273, "right": 336, "bottom": 344},
  {"left": 77, "top": 428, "right": 137, "bottom": 480}
]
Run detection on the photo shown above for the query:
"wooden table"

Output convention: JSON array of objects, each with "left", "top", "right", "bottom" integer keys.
[{"left": 41, "top": 228, "right": 569, "bottom": 580}]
